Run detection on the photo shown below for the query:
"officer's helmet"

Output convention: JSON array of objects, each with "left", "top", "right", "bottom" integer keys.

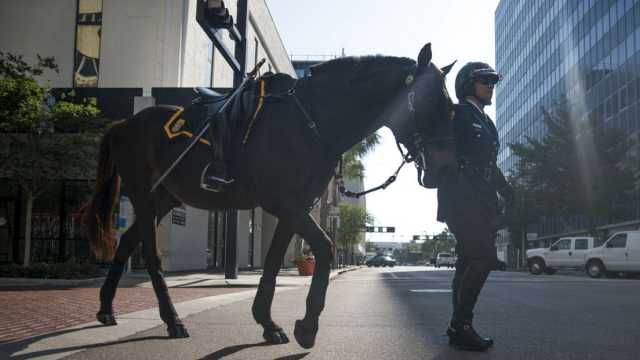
[{"left": 454, "top": 62, "right": 502, "bottom": 100}]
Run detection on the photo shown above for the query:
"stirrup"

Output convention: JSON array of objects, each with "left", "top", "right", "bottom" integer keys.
[{"left": 200, "top": 163, "right": 235, "bottom": 192}]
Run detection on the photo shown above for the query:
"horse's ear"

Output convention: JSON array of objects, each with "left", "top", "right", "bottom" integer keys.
[
  {"left": 417, "top": 43, "right": 432, "bottom": 69},
  {"left": 441, "top": 60, "right": 457, "bottom": 76}
]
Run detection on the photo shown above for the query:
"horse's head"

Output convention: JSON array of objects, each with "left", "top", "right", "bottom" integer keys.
[{"left": 388, "top": 43, "right": 457, "bottom": 188}]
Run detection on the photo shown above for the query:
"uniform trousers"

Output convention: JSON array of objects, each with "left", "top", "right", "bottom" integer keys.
[{"left": 437, "top": 168, "right": 500, "bottom": 325}]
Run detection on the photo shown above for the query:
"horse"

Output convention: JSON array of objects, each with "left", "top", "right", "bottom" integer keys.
[{"left": 83, "top": 43, "right": 457, "bottom": 348}]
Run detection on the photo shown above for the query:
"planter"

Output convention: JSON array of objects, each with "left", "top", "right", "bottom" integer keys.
[{"left": 296, "top": 259, "right": 315, "bottom": 276}]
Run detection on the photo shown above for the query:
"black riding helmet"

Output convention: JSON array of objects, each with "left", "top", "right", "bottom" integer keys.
[{"left": 454, "top": 62, "right": 502, "bottom": 101}]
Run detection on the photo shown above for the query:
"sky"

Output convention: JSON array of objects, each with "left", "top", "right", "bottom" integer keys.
[{"left": 266, "top": 0, "right": 502, "bottom": 242}]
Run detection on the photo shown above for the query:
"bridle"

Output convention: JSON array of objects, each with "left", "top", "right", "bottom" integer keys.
[{"left": 337, "top": 67, "right": 456, "bottom": 197}]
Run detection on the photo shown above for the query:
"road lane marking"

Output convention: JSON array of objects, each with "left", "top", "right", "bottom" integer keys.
[{"left": 410, "top": 289, "right": 452, "bottom": 293}]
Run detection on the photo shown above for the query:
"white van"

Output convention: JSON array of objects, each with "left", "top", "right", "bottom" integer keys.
[
  {"left": 526, "top": 237, "right": 596, "bottom": 275},
  {"left": 585, "top": 231, "right": 640, "bottom": 278},
  {"left": 435, "top": 252, "right": 456, "bottom": 268}
]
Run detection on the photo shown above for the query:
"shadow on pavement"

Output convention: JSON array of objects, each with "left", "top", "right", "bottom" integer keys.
[
  {"left": 197, "top": 341, "right": 271, "bottom": 359},
  {"left": 273, "top": 353, "right": 310, "bottom": 360},
  {"left": 1, "top": 326, "right": 167, "bottom": 360}
]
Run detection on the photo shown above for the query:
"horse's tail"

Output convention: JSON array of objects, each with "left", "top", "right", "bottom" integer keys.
[{"left": 82, "top": 122, "right": 123, "bottom": 261}]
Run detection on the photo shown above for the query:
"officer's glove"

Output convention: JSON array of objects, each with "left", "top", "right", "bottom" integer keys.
[{"left": 499, "top": 185, "right": 515, "bottom": 213}]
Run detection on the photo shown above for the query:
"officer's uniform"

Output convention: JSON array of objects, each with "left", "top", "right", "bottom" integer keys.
[{"left": 437, "top": 98, "right": 509, "bottom": 327}]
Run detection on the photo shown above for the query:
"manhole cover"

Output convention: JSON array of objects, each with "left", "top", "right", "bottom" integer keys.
[{"left": 410, "top": 289, "right": 452, "bottom": 293}]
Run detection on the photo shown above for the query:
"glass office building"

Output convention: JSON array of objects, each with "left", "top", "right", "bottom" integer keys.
[{"left": 495, "top": 0, "right": 640, "bottom": 237}]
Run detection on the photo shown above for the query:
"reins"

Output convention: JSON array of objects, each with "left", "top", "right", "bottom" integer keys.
[{"left": 336, "top": 141, "right": 414, "bottom": 199}]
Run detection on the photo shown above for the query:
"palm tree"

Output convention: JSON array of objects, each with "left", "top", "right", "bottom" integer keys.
[{"left": 341, "top": 133, "right": 381, "bottom": 179}]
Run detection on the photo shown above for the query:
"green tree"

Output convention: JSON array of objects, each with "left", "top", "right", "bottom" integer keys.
[
  {"left": 337, "top": 203, "right": 372, "bottom": 265},
  {"left": 508, "top": 97, "right": 637, "bottom": 235},
  {"left": 341, "top": 133, "right": 381, "bottom": 178},
  {"left": 0, "top": 52, "right": 106, "bottom": 265}
]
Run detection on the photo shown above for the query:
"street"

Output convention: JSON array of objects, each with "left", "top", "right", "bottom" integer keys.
[{"left": 4, "top": 267, "right": 639, "bottom": 359}]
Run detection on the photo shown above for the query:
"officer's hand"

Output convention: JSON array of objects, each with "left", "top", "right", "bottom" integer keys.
[{"left": 501, "top": 185, "right": 515, "bottom": 210}]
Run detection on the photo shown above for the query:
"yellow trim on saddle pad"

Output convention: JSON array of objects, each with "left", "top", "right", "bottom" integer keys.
[{"left": 163, "top": 106, "right": 211, "bottom": 146}]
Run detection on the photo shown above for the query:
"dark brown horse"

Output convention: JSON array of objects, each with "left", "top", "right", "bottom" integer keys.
[{"left": 83, "top": 43, "right": 456, "bottom": 348}]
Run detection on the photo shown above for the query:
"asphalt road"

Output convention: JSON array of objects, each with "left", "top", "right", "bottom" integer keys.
[{"left": 40, "top": 267, "right": 640, "bottom": 359}]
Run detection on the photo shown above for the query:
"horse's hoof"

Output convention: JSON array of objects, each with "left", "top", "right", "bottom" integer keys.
[
  {"left": 167, "top": 324, "right": 190, "bottom": 338},
  {"left": 263, "top": 327, "right": 290, "bottom": 344},
  {"left": 294, "top": 319, "right": 318, "bottom": 349},
  {"left": 96, "top": 312, "right": 117, "bottom": 326}
]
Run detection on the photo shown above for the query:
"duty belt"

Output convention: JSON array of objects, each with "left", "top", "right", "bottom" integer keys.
[{"left": 459, "top": 160, "right": 494, "bottom": 182}]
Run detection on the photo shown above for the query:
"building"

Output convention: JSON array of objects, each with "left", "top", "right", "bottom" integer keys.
[
  {"left": 495, "top": 0, "right": 640, "bottom": 252},
  {"left": 0, "top": 0, "right": 297, "bottom": 271}
]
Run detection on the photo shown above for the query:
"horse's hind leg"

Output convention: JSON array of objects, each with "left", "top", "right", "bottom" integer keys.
[
  {"left": 96, "top": 222, "right": 141, "bottom": 325},
  {"left": 252, "top": 219, "right": 294, "bottom": 344},
  {"left": 290, "top": 213, "right": 334, "bottom": 349},
  {"left": 96, "top": 187, "right": 180, "bottom": 327},
  {"left": 134, "top": 189, "right": 188, "bottom": 338}
]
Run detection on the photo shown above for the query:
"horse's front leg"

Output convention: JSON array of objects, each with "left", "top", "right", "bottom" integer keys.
[
  {"left": 252, "top": 219, "right": 294, "bottom": 344},
  {"left": 291, "top": 213, "right": 334, "bottom": 349}
]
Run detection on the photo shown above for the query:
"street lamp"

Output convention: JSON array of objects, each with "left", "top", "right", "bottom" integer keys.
[{"left": 205, "top": 0, "right": 233, "bottom": 29}]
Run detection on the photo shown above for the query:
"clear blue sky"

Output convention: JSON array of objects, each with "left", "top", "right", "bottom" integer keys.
[{"left": 266, "top": 0, "right": 501, "bottom": 242}]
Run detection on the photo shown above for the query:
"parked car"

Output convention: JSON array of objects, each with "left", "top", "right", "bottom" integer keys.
[
  {"left": 366, "top": 255, "right": 396, "bottom": 267},
  {"left": 435, "top": 252, "right": 456, "bottom": 268},
  {"left": 526, "top": 237, "right": 596, "bottom": 275},
  {"left": 585, "top": 231, "right": 640, "bottom": 278}
]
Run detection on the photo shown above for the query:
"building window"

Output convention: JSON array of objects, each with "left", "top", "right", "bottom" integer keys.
[{"left": 74, "top": 0, "right": 103, "bottom": 87}]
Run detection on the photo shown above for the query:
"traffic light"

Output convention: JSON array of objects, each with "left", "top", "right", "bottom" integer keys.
[
  {"left": 364, "top": 226, "right": 395, "bottom": 233},
  {"left": 205, "top": 0, "right": 234, "bottom": 29}
]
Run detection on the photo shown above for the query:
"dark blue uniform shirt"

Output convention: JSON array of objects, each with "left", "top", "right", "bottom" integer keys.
[{"left": 453, "top": 99, "right": 499, "bottom": 168}]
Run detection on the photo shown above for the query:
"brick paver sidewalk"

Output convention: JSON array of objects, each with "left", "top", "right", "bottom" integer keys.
[{"left": 0, "top": 285, "right": 251, "bottom": 344}]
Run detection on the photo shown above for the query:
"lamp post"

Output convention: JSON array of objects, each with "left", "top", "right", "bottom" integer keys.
[{"left": 196, "top": 0, "right": 248, "bottom": 279}]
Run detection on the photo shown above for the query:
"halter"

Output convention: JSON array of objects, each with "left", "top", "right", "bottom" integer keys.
[{"left": 336, "top": 68, "right": 455, "bottom": 197}]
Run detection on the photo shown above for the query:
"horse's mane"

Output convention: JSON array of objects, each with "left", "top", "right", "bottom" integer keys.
[{"left": 310, "top": 55, "right": 416, "bottom": 76}]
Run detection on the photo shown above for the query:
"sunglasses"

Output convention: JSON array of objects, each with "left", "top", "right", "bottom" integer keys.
[{"left": 475, "top": 76, "right": 500, "bottom": 86}]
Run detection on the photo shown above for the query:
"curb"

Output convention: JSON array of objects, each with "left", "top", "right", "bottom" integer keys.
[
  {"left": 0, "top": 266, "right": 361, "bottom": 289},
  {"left": 0, "top": 276, "right": 106, "bottom": 287}
]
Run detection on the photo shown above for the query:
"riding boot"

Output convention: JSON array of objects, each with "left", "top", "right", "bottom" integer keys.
[
  {"left": 201, "top": 117, "right": 234, "bottom": 192},
  {"left": 446, "top": 321, "right": 493, "bottom": 351}
]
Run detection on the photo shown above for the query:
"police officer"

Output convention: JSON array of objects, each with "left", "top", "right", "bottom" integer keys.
[{"left": 437, "top": 62, "right": 513, "bottom": 351}]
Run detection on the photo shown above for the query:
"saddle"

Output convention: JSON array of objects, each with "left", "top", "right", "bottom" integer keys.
[
  {"left": 193, "top": 87, "right": 228, "bottom": 105},
  {"left": 162, "top": 77, "right": 269, "bottom": 191}
]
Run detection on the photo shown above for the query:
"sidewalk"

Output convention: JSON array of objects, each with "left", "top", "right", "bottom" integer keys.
[{"left": 0, "top": 266, "right": 360, "bottom": 345}]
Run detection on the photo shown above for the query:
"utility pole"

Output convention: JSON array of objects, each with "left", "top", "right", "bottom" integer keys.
[{"left": 196, "top": 0, "right": 249, "bottom": 279}]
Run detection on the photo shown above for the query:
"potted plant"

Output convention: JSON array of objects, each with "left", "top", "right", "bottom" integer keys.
[{"left": 291, "top": 252, "right": 315, "bottom": 276}]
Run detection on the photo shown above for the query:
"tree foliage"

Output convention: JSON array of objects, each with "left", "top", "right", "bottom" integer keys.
[
  {"left": 342, "top": 133, "right": 380, "bottom": 178},
  {"left": 337, "top": 203, "right": 372, "bottom": 252},
  {"left": 0, "top": 52, "right": 107, "bottom": 265},
  {"left": 420, "top": 229, "right": 456, "bottom": 259},
  {"left": 0, "top": 52, "right": 104, "bottom": 195},
  {"left": 507, "top": 97, "right": 637, "bottom": 237}
]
